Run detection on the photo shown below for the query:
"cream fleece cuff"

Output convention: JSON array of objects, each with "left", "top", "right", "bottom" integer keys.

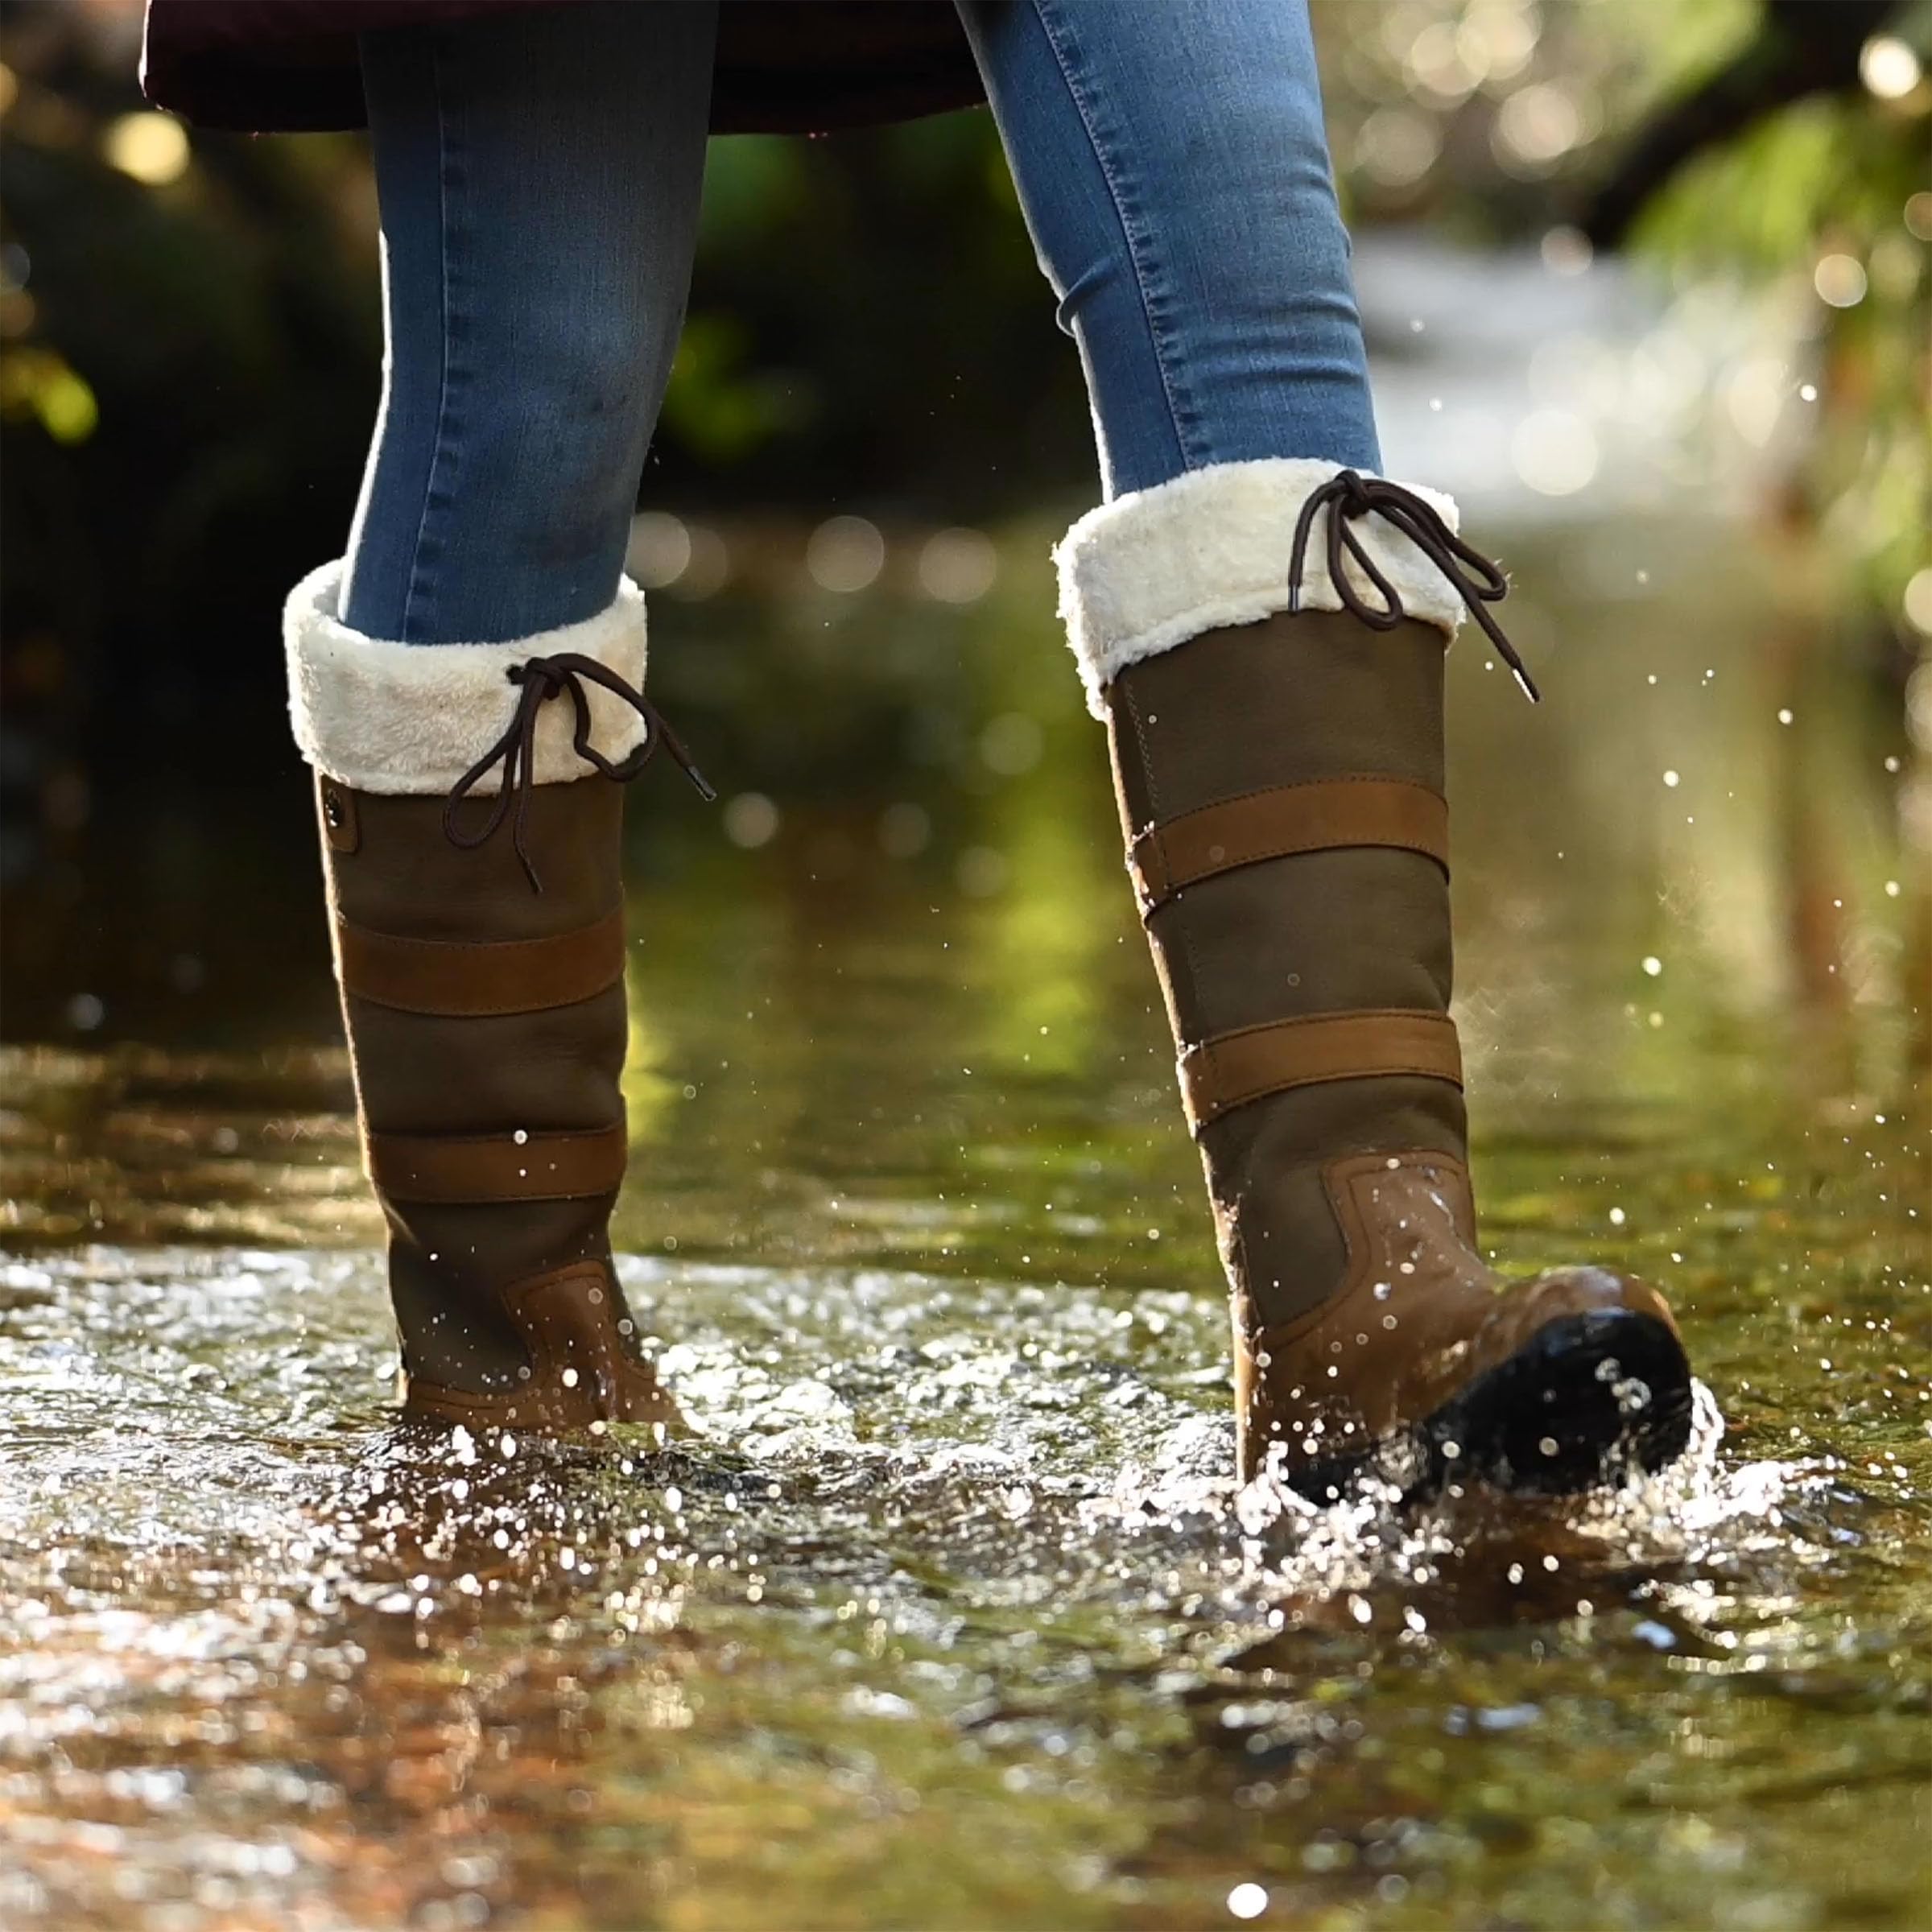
[
  {"left": 1055, "top": 458, "right": 1470, "bottom": 720},
  {"left": 283, "top": 562, "right": 650, "bottom": 795}
]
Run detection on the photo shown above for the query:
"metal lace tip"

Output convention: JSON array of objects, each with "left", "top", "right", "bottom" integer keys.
[
  {"left": 684, "top": 764, "right": 719, "bottom": 803},
  {"left": 1287, "top": 586, "right": 1302, "bottom": 616},
  {"left": 1511, "top": 663, "right": 1542, "bottom": 705}
]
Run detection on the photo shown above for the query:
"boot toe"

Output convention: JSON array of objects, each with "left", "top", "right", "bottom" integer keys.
[{"left": 1422, "top": 1268, "right": 1695, "bottom": 1495}]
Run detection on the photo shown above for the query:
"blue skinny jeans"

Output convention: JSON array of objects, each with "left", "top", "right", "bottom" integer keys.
[{"left": 341, "top": 0, "right": 1380, "bottom": 645}]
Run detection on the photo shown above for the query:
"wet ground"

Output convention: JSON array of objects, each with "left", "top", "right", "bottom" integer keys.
[{"left": 2, "top": 512, "right": 1928, "bottom": 1930}]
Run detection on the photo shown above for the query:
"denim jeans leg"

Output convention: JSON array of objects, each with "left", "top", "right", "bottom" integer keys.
[
  {"left": 956, "top": 0, "right": 1381, "bottom": 497},
  {"left": 342, "top": 2, "right": 718, "bottom": 644}
]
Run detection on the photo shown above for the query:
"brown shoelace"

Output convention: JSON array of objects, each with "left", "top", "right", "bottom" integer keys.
[
  {"left": 1286, "top": 469, "right": 1541, "bottom": 704},
  {"left": 444, "top": 652, "right": 716, "bottom": 892}
]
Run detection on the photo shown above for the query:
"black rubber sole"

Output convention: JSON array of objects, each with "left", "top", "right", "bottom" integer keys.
[{"left": 1292, "top": 1309, "right": 1696, "bottom": 1506}]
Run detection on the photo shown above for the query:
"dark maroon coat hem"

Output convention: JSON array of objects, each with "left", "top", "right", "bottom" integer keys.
[{"left": 141, "top": 2, "right": 987, "bottom": 137}]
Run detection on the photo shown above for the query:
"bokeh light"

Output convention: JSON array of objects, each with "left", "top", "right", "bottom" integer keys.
[
  {"left": 1812, "top": 253, "right": 1869, "bottom": 308},
  {"left": 625, "top": 510, "right": 693, "bottom": 589},
  {"left": 1858, "top": 36, "right": 1922, "bottom": 101},
  {"left": 102, "top": 111, "right": 190, "bottom": 186},
  {"left": 721, "top": 792, "right": 780, "bottom": 850},
  {"left": 805, "top": 514, "right": 886, "bottom": 594},
  {"left": 1494, "top": 84, "right": 1583, "bottom": 172},
  {"left": 1510, "top": 407, "right": 1599, "bottom": 495},
  {"left": 1904, "top": 566, "right": 1932, "bottom": 638},
  {"left": 1355, "top": 105, "right": 1440, "bottom": 188},
  {"left": 916, "top": 526, "right": 997, "bottom": 605}
]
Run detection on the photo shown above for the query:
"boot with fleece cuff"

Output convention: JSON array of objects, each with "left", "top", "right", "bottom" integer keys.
[
  {"left": 284, "top": 564, "right": 712, "bottom": 1434},
  {"left": 1055, "top": 460, "right": 1695, "bottom": 1498}
]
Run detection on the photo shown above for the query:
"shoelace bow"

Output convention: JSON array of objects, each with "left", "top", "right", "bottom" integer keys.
[
  {"left": 1286, "top": 469, "right": 1541, "bottom": 704},
  {"left": 444, "top": 652, "right": 716, "bottom": 892}
]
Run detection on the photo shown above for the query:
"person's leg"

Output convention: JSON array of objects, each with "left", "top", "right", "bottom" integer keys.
[
  {"left": 287, "top": 2, "right": 718, "bottom": 1435},
  {"left": 961, "top": 0, "right": 1692, "bottom": 1496},
  {"left": 343, "top": 1, "right": 716, "bottom": 641},
  {"left": 954, "top": 0, "right": 1377, "bottom": 497}
]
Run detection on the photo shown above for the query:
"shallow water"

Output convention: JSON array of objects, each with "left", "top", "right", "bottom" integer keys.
[{"left": 3, "top": 515, "right": 1929, "bottom": 1930}]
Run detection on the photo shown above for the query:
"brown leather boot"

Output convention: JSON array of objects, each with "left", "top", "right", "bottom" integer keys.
[
  {"left": 286, "top": 565, "right": 711, "bottom": 1434},
  {"left": 1058, "top": 461, "right": 1695, "bottom": 1498}
]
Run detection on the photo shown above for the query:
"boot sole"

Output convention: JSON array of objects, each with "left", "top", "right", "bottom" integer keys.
[{"left": 1296, "top": 1309, "right": 1695, "bottom": 1505}]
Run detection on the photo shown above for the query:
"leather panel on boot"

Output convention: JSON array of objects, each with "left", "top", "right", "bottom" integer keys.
[
  {"left": 1106, "top": 612, "right": 1450, "bottom": 836},
  {"left": 1237, "top": 1151, "right": 1681, "bottom": 1484},
  {"left": 343, "top": 985, "right": 627, "bottom": 1134},
  {"left": 1147, "top": 848, "right": 1452, "bottom": 1042},
  {"left": 1205, "top": 1079, "right": 1468, "bottom": 1334},
  {"left": 402, "top": 1258, "right": 682, "bottom": 1433},
  {"left": 330, "top": 779, "right": 624, "bottom": 943},
  {"left": 387, "top": 1196, "right": 621, "bottom": 1388}
]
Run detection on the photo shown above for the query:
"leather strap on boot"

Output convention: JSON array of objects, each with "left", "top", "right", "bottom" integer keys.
[
  {"left": 1180, "top": 1010, "right": 1463, "bottom": 1130},
  {"left": 1129, "top": 777, "right": 1449, "bottom": 916}
]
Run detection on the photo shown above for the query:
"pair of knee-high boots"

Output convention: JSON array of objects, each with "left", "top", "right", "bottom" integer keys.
[{"left": 288, "top": 462, "right": 1692, "bottom": 1494}]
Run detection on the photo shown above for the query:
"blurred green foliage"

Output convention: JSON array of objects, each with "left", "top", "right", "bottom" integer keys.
[
  {"left": 1633, "top": 89, "right": 1930, "bottom": 636},
  {"left": 1306, "top": 0, "right": 1930, "bottom": 646}
]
